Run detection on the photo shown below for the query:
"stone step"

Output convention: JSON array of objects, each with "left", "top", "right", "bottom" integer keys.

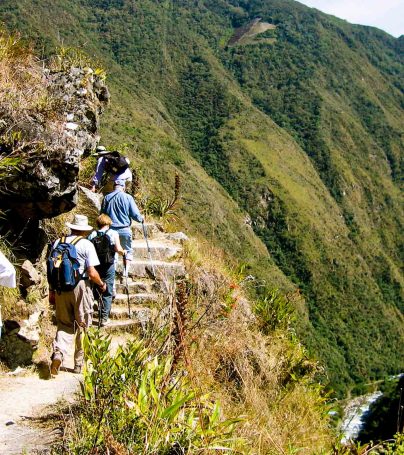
[
  {"left": 131, "top": 222, "right": 189, "bottom": 245},
  {"left": 130, "top": 239, "right": 182, "bottom": 260},
  {"left": 108, "top": 305, "right": 151, "bottom": 320},
  {"left": 92, "top": 308, "right": 153, "bottom": 332},
  {"left": 113, "top": 292, "right": 161, "bottom": 306},
  {"left": 109, "top": 306, "right": 131, "bottom": 320},
  {"left": 114, "top": 279, "right": 155, "bottom": 294},
  {"left": 131, "top": 222, "right": 163, "bottom": 239},
  {"left": 158, "top": 232, "right": 189, "bottom": 244},
  {"left": 93, "top": 319, "right": 140, "bottom": 333},
  {"left": 116, "top": 260, "right": 186, "bottom": 280}
]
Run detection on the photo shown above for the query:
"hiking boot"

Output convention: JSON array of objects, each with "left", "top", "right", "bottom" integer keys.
[
  {"left": 100, "top": 318, "right": 110, "bottom": 327},
  {"left": 50, "top": 355, "right": 62, "bottom": 377},
  {"left": 73, "top": 365, "right": 82, "bottom": 374}
]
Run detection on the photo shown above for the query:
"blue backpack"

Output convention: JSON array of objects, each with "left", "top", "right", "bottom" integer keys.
[{"left": 47, "top": 236, "right": 83, "bottom": 293}]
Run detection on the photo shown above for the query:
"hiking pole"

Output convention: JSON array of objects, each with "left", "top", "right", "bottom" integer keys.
[
  {"left": 123, "top": 253, "right": 132, "bottom": 318},
  {"left": 95, "top": 287, "right": 103, "bottom": 329},
  {"left": 141, "top": 220, "right": 157, "bottom": 278}
]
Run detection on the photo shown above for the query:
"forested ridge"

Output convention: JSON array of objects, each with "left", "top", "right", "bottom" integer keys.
[{"left": 1, "top": 0, "right": 403, "bottom": 397}]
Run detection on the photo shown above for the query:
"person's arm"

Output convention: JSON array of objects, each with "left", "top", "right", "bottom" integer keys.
[
  {"left": 119, "top": 167, "right": 132, "bottom": 184},
  {"left": 87, "top": 266, "right": 107, "bottom": 293},
  {"left": 128, "top": 196, "right": 144, "bottom": 223},
  {"left": 101, "top": 194, "right": 107, "bottom": 213},
  {"left": 113, "top": 232, "right": 125, "bottom": 256},
  {"left": 85, "top": 242, "right": 106, "bottom": 292},
  {"left": 91, "top": 157, "right": 105, "bottom": 191}
]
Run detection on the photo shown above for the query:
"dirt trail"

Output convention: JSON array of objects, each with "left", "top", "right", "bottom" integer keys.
[
  {"left": 0, "top": 333, "right": 133, "bottom": 454},
  {"left": 0, "top": 358, "right": 80, "bottom": 454}
]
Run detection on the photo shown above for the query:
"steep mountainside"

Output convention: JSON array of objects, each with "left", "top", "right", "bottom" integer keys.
[{"left": 1, "top": 0, "right": 403, "bottom": 396}]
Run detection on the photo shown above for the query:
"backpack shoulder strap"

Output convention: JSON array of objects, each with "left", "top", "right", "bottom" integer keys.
[{"left": 70, "top": 235, "right": 83, "bottom": 246}]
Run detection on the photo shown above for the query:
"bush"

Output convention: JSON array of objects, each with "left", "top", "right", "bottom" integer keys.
[{"left": 68, "top": 329, "right": 244, "bottom": 454}]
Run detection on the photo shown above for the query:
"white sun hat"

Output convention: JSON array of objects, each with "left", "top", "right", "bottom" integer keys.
[{"left": 66, "top": 214, "right": 93, "bottom": 231}]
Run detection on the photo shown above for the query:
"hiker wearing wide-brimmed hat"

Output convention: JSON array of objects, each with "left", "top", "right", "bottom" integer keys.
[
  {"left": 91, "top": 145, "right": 133, "bottom": 194},
  {"left": 48, "top": 214, "right": 106, "bottom": 376}
]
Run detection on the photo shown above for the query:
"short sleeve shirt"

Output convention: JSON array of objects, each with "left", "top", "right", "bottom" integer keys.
[
  {"left": 87, "top": 228, "right": 119, "bottom": 246},
  {"left": 53, "top": 236, "right": 100, "bottom": 275},
  {"left": 0, "top": 251, "right": 16, "bottom": 288}
]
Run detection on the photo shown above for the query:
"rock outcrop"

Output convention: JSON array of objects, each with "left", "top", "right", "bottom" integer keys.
[
  {"left": 0, "top": 62, "right": 108, "bottom": 220},
  {"left": 0, "top": 311, "right": 42, "bottom": 369},
  {"left": 19, "top": 260, "right": 41, "bottom": 289}
]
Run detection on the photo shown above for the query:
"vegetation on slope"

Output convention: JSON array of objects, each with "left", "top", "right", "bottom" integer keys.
[
  {"left": 0, "top": 0, "right": 403, "bottom": 398},
  {"left": 60, "top": 240, "right": 335, "bottom": 454}
]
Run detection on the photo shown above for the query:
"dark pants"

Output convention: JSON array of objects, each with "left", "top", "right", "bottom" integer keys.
[{"left": 95, "top": 263, "right": 115, "bottom": 320}]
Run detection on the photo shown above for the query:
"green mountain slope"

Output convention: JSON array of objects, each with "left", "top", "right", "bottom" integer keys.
[{"left": 1, "top": 0, "right": 403, "bottom": 396}]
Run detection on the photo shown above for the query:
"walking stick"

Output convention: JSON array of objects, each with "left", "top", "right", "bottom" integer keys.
[
  {"left": 123, "top": 253, "right": 132, "bottom": 318},
  {"left": 96, "top": 287, "right": 103, "bottom": 329}
]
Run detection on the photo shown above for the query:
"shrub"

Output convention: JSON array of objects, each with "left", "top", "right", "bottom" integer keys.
[{"left": 68, "top": 329, "right": 244, "bottom": 454}]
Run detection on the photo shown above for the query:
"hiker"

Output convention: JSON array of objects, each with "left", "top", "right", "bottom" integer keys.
[
  {"left": 0, "top": 251, "right": 16, "bottom": 339},
  {"left": 88, "top": 214, "right": 125, "bottom": 326},
  {"left": 91, "top": 146, "right": 132, "bottom": 194},
  {"left": 101, "top": 179, "right": 144, "bottom": 273},
  {"left": 48, "top": 214, "right": 107, "bottom": 376}
]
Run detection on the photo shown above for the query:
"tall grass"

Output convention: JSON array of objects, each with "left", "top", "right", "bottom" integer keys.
[{"left": 180, "top": 239, "right": 335, "bottom": 454}]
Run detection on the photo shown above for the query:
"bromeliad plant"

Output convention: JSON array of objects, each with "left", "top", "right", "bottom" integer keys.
[
  {"left": 254, "top": 288, "right": 296, "bottom": 334},
  {"left": 76, "top": 329, "right": 244, "bottom": 454},
  {"left": 141, "top": 173, "right": 182, "bottom": 220}
]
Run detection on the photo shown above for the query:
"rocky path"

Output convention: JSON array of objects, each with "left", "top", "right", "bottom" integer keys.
[
  {"left": 0, "top": 222, "right": 187, "bottom": 454},
  {"left": 0, "top": 364, "right": 80, "bottom": 454}
]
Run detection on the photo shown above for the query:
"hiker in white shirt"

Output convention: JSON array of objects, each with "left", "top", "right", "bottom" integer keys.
[{"left": 49, "top": 214, "right": 106, "bottom": 376}]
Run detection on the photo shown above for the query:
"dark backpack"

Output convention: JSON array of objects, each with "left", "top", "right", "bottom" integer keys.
[
  {"left": 47, "top": 236, "right": 83, "bottom": 293},
  {"left": 91, "top": 230, "right": 115, "bottom": 265},
  {"left": 103, "top": 151, "right": 129, "bottom": 174}
]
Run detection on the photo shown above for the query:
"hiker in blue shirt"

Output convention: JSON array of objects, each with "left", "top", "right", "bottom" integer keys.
[{"left": 101, "top": 179, "right": 144, "bottom": 271}]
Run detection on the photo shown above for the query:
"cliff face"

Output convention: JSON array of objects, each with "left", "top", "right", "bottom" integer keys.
[{"left": 0, "top": 40, "right": 108, "bottom": 221}]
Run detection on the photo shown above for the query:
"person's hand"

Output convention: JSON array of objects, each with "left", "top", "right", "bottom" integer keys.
[
  {"left": 49, "top": 291, "right": 56, "bottom": 306},
  {"left": 99, "top": 282, "right": 107, "bottom": 293}
]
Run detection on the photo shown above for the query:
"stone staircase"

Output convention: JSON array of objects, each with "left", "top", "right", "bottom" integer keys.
[{"left": 92, "top": 222, "right": 187, "bottom": 333}]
